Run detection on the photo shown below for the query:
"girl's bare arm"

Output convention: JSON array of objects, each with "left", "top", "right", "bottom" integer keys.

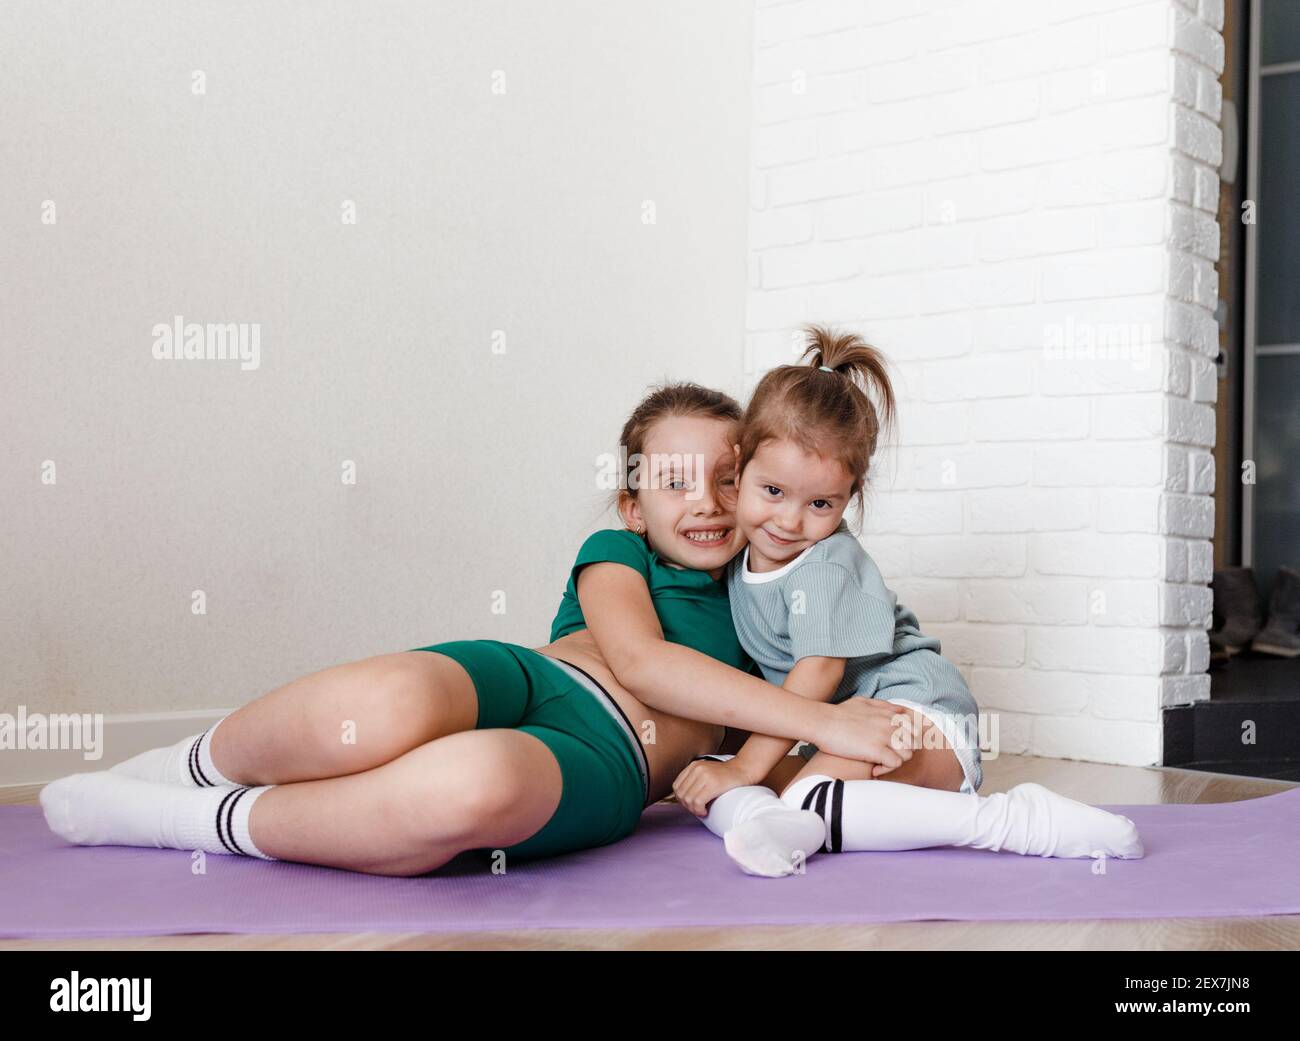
[
  {"left": 575, "top": 561, "right": 906, "bottom": 766},
  {"left": 729, "top": 655, "right": 846, "bottom": 783}
]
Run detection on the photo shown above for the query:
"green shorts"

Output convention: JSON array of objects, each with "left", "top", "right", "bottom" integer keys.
[{"left": 408, "top": 639, "right": 649, "bottom": 861}]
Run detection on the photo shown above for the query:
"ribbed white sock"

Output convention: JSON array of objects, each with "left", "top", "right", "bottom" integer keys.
[
  {"left": 41, "top": 771, "right": 276, "bottom": 860},
  {"left": 768, "top": 774, "right": 1143, "bottom": 860},
  {"left": 693, "top": 754, "right": 826, "bottom": 878},
  {"left": 110, "top": 718, "right": 237, "bottom": 788}
]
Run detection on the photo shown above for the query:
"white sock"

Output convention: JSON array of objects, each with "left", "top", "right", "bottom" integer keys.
[
  {"left": 773, "top": 774, "right": 1143, "bottom": 860},
  {"left": 40, "top": 771, "right": 276, "bottom": 859},
  {"left": 692, "top": 754, "right": 826, "bottom": 878},
  {"left": 110, "top": 718, "right": 237, "bottom": 788}
]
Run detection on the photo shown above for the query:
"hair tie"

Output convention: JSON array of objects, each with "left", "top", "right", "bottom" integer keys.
[{"left": 819, "top": 365, "right": 835, "bottom": 373}]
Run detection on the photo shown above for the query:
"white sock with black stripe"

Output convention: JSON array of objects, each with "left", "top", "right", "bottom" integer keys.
[
  {"left": 690, "top": 754, "right": 827, "bottom": 878},
  {"left": 40, "top": 771, "right": 277, "bottom": 860},
  {"left": 772, "top": 773, "right": 1144, "bottom": 860},
  {"left": 110, "top": 718, "right": 238, "bottom": 788}
]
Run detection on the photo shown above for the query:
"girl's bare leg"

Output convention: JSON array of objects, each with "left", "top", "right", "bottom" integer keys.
[
  {"left": 246, "top": 728, "right": 563, "bottom": 876},
  {"left": 209, "top": 652, "right": 480, "bottom": 787}
]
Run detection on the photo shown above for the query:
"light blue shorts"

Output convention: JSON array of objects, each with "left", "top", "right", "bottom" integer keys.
[{"left": 797, "top": 649, "right": 984, "bottom": 794}]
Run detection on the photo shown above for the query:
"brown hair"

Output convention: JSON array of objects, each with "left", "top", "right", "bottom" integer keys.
[
  {"left": 602, "top": 381, "right": 744, "bottom": 532},
  {"left": 736, "top": 324, "right": 896, "bottom": 534}
]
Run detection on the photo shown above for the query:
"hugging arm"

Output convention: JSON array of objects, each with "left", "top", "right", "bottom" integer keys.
[
  {"left": 575, "top": 561, "right": 908, "bottom": 767},
  {"left": 727, "top": 655, "right": 845, "bottom": 785}
]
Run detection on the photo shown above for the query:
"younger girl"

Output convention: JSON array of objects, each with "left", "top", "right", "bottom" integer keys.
[{"left": 672, "top": 324, "right": 1144, "bottom": 877}]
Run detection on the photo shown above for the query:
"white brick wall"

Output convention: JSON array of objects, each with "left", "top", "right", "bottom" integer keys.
[{"left": 744, "top": 0, "right": 1224, "bottom": 769}]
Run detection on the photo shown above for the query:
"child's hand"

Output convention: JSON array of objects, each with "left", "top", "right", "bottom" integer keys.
[{"left": 672, "top": 759, "right": 754, "bottom": 817}]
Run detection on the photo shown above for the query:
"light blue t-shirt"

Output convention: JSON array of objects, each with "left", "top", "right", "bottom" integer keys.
[{"left": 725, "top": 521, "right": 940, "bottom": 703}]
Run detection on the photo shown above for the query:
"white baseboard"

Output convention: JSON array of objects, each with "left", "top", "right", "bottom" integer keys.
[{"left": 0, "top": 709, "right": 232, "bottom": 789}]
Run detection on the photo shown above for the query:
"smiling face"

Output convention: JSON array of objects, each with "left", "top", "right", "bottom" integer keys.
[
  {"left": 735, "top": 437, "right": 856, "bottom": 573},
  {"left": 618, "top": 414, "right": 747, "bottom": 578}
]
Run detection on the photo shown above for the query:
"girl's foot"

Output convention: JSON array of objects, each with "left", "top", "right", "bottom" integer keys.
[
  {"left": 978, "top": 782, "right": 1144, "bottom": 859},
  {"left": 722, "top": 808, "right": 826, "bottom": 878},
  {"left": 40, "top": 771, "right": 274, "bottom": 859}
]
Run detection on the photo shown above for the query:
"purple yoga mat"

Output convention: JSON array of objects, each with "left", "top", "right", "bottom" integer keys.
[{"left": 3, "top": 788, "right": 1299, "bottom": 938}]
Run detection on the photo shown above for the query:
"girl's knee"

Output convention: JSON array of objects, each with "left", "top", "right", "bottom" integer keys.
[
  {"left": 778, "top": 771, "right": 835, "bottom": 810},
  {"left": 394, "top": 732, "right": 560, "bottom": 842},
  {"left": 328, "top": 654, "right": 474, "bottom": 745}
]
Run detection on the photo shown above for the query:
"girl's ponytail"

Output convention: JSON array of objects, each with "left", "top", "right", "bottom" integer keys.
[
  {"left": 797, "top": 323, "right": 896, "bottom": 451},
  {"left": 736, "top": 323, "right": 899, "bottom": 533}
]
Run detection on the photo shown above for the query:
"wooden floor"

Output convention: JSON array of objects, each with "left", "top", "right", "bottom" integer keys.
[{"left": 4, "top": 754, "right": 1297, "bottom": 951}]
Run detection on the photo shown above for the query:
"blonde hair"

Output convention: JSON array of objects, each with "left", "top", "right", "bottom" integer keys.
[{"left": 736, "top": 324, "right": 897, "bottom": 534}]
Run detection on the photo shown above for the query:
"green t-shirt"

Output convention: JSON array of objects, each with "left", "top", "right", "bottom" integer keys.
[{"left": 549, "top": 528, "right": 756, "bottom": 674}]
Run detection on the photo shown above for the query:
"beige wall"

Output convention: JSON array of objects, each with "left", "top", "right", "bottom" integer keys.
[{"left": 1, "top": 1, "right": 754, "bottom": 715}]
